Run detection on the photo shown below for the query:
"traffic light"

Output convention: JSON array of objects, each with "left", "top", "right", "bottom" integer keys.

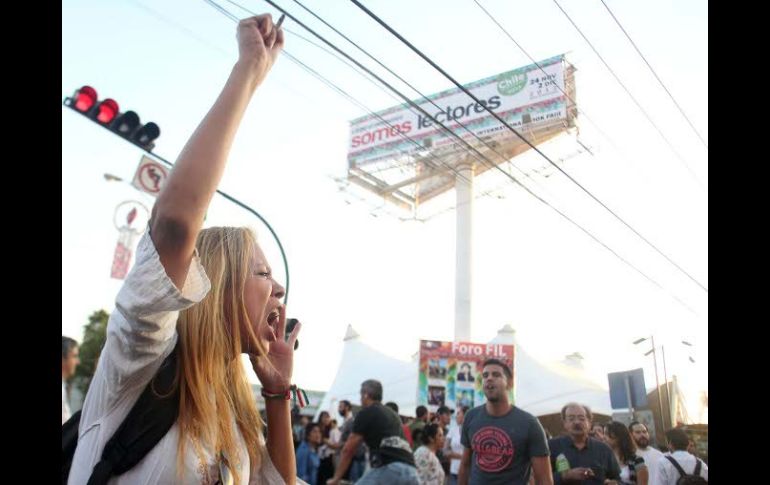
[{"left": 63, "top": 85, "right": 161, "bottom": 151}]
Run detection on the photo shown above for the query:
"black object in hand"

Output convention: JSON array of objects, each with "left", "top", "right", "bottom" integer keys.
[{"left": 286, "top": 318, "right": 299, "bottom": 350}]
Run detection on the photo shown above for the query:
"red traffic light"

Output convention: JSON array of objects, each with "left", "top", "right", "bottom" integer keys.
[
  {"left": 74, "top": 86, "right": 97, "bottom": 112},
  {"left": 64, "top": 85, "right": 161, "bottom": 151},
  {"left": 95, "top": 98, "right": 119, "bottom": 124}
]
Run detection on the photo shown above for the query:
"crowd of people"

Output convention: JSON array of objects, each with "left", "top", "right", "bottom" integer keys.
[
  {"left": 62, "top": 12, "right": 707, "bottom": 485},
  {"left": 291, "top": 408, "right": 356, "bottom": 484},
  {"left": 282, "top": 359, "right": 707, "bottom": 485}
]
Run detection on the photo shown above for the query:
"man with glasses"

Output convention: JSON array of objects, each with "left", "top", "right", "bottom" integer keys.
[{"left": 548, "top": 403, "right": 620, "bottom": 484}]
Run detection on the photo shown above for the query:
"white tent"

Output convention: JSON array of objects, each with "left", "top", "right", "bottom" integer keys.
[
  {"left": 491, "top": 325, "right": 611, "bottom": 417},
  {"left": 314, "top": 325, "right": 418, "bottom": 419},
  {"left": 315, "top": 324, "right": 611, "bottom": 419}
]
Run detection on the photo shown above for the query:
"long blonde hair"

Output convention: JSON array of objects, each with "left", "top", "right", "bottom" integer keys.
[{"left": 176, "top": 226, "right": 269, "bottom": 483}]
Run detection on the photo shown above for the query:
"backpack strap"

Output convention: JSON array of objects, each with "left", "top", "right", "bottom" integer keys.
[
  {"left": 628, "top": 455, "right": 643, "bottom": 480},
  {"left": 665, "top": 455, "right": 688, "bottom": 478},
  {"left": 693, "top": 459, "right": 702, "bottom": 476},
  {"left": 87, "top": 343, "right": 181, "bottom": 485}
]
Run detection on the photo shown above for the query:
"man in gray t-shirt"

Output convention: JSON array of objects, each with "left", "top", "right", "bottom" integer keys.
[{"left": 458, "top": 359, "right": 553, "bottom": 485}]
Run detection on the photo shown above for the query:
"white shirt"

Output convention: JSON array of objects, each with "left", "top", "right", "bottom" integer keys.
[
  {"left": 636, "top": 446, "right": 664, "bottom": 485},
  {"left": 339, "top": 413, "right": 352, "bottom": 428},
  {"left": 330, "top": 428, "right": 342, "bottom": 446},
  {"left": 320, "top": 426, "right": 337, "bottom": 460},
  {"left": 67, "top": 232, "right": 286, "bottom": 485},
  {"left": 62, "top": 380, "right": 71, "bottom": 424},
  {"left": 446, "top": 424, "right": 463, "bottom": 475},
  {"left": 656, "top": 450, "right": 708, "bottom": 485},
  {"left": 619, "top": 462, "right": 647, "bottom": 485}
]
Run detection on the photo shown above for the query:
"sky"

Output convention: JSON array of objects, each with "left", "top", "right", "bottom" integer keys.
[{"left": 62, "top": 0, "right": 708, "bottom": 421}]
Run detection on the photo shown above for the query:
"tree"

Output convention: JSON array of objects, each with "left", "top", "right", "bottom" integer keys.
[{"left": 73, "top": 309, "right": 109, "bottom": 396}]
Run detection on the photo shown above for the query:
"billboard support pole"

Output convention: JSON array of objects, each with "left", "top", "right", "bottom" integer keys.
[{"left": 454, "top": 162, "right": 474, "bottom": 342}]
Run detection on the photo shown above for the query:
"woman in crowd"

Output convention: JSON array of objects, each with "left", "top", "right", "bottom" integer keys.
[
  {"left": 606, "top": 421, "right": 648, "bottom": 485},
  {"left": 296, "top": 422, "right": 322, "bottom": 484},
  {"left": 413, "top": 424, "right": 446, "bottom": 485}
]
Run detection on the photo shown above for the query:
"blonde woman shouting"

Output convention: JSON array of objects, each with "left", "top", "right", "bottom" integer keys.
[{"left": 68, "top": 14, "right": 300, "bottom": 485}]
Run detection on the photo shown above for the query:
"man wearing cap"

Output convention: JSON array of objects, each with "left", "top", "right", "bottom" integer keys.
[{"left": 458, "top": 358, "right": 553, "bottom": 485}]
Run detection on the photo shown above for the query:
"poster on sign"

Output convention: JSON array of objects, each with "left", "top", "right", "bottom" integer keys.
[
  {"left": 110, "top": 201, "right": 149, "bottom": 279},
  {"left": 111, "top": 210, "right": 140, "bottom": 279},
  {"left": 418, "top": 340, "right": 514, "bottom": 412}
]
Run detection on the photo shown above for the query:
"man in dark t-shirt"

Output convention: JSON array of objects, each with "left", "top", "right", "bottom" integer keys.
[
  {"left": 328, "top": 379, "right": 418, "bottom": 485},
  {"left": 458, "top": 359, "right": 553, "bottom": 485},
  {"left": 548, "top": 403, "right": 620, "bottom": 485}
]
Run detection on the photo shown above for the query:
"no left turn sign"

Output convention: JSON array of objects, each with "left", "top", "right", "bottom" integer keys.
[{"left": 131, "top": 155, "right": 168, "bottom": 196}]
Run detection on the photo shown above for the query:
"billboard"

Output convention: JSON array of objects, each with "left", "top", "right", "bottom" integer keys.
[
  {"left": 348, "top": 55, "right": 569, "bottom": 167},
  {"left": 418, "top": 340, "right": 514, "bottom": 412}
]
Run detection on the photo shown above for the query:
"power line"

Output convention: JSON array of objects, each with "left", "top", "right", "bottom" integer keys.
[
  {"left": 249, "top": 0, "right": 570, "bottom": 225},
  {"left": 599, "top": 0, "right": 708, "bottom": 149},
  {"left": 225, "top": 0, "right": 399, "bottom": 94},
  {"left": 207, "top": 0, "right": 475, "bottom": 189},
  {"left": 349, "top": 0, "right": 708, "bottom": 294},
  {"left": 127, "top": 0, "right": 230, "bottom": 56},
  {"left": 136, "top": 1, "right": 509, "bottom": 217},
  {"left": 282, "top": 50, "right": 474, "bottom": 188},
  {"left": 230, "top": 0, "right": 550, "bottom": 195},
  {"left": 125, "top": 0, "right": 702, "bottom": 315},
  {"left": 285, "top": 0, "right": 560, "bottom": 207},
  {"left": 258, "top": 0, "right": 604, "bottom": 208},
  {"left": 203, "top": 0, "right": 239, "bottom": 21},
  {"left": 286, "top": 0, "right": 595, "bottom": 227},
  {"left": 470, "top": 0, "right": 689, "bottom": 214},
  {"left": 235, "top": 0, "right": 554, "bottom": 201},
  {"left": 471, "top": 0, "right": 613, "bottom": 158},
  {"left": 242, "top": 0, "right": 703, "bottom": 312},
  {"left": 207, "top": 0, "right": 702, "bottom": 315},
  {"left": 551, "top": 0, "right": 705, "bottom": 189},
  {"left": 470, "top": 0, "right": 660, "bottom": 181}
]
